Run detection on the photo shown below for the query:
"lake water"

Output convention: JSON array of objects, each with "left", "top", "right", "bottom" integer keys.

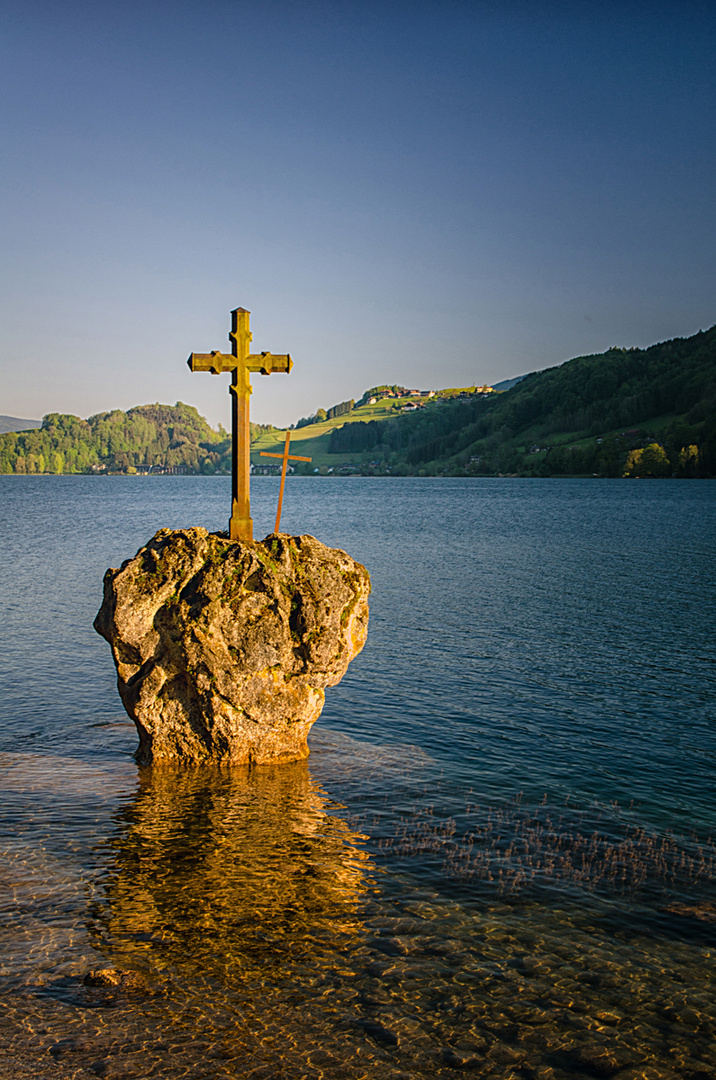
[{"left": 1, "top": 475, "right": 715, "bottom": 1080}]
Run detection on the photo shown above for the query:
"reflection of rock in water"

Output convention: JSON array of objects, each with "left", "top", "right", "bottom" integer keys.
[{"left": 89, "top": 761, "right": 375, "bottom": 988}]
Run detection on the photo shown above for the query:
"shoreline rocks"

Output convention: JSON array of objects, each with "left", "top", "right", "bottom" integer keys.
[{"left": 94, "top": 528, "right": 370, "bottom": 766}]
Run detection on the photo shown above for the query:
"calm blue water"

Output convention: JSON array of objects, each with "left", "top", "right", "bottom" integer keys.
[{"left": 1, "top": 476, "right": 715, "bottom": 1079}]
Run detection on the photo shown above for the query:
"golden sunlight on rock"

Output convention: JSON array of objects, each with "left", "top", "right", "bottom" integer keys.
[{"left": 94, "top": 528, "right": 370, "bottom": 765}]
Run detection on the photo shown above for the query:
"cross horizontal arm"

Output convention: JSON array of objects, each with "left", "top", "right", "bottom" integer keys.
[
  {"left": 260, "top": 451, "right": 313, "bottom": 462},
  {"left": 187, "top": 351, "right": 292, "bottom": 376},
  {"left": 187, "top": 351, "right": 236, "bottom": 374},
  {"left": 247, "top": 352, "right": 293, "bottom": 375}
]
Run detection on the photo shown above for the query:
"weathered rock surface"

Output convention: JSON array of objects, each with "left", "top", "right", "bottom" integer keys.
[{"left": 94, "top": 528, "right": 370, "bottom": 765}]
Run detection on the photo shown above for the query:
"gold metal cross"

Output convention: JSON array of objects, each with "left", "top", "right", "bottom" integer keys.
[
  {"left": 260, "top": 431, "right": 312, "bottom": 533},
  {"left": 188, "top": 307, "right": 292, "bottom": 542}
]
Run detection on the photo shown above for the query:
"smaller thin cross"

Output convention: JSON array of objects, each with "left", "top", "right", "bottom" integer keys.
[{"left": 260, "top": 431, "right": 312, "bottom": 533}]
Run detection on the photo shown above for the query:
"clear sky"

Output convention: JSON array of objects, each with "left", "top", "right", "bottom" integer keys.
[{"left": 1, "top": 0, "right": 714, "bottom": 429}]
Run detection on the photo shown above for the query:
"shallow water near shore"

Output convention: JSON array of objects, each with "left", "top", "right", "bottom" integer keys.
[{"left": 1, "top": 475, "right": 715, "bottom": 1079}]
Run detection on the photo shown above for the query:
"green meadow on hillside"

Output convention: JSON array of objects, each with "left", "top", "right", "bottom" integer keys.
[{"left": 258, "top": 326, "right": 716, "bottom": 477}]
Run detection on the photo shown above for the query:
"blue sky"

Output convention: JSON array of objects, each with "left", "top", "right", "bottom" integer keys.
[{"left": 1, "top": 0, "right": 714, "bottom": 428}]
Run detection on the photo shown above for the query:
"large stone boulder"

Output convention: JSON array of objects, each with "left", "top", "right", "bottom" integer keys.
[{"left": 94, "top": 528, "right": 370, "bottom": 765}]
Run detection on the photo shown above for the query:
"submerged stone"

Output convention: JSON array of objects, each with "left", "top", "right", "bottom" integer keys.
[
  {"left": 94, "top": 528, "right": 370, "bottom": 765},
  {"left": 83, "top": 968, "right": 145, "bottom": 990}
]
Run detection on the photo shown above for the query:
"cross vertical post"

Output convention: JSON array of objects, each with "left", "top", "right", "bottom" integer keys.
[
  {"left": 188, "top": 307, "right": 292, "bottom": 543},
  {"left": 228, "top": 308, "right": 253, "bottom": 542}
]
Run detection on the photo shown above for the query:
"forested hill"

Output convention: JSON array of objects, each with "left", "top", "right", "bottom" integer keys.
[
  {"left": 328, "top": 325, "right": 716, "bottom": 476},
  {"left": 0, "top": 402, "right": 274, "bottom": 475},
  {"left": 3, "top": 325, "right": 714, "bottom": 477}
]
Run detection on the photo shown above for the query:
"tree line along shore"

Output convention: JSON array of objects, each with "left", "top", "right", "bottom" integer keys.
[{"left": 2, "top": 325, "right": 714, "bottom": 479}]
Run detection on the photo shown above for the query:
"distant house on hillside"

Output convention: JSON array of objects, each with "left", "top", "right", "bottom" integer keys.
[{"left": 251, "top": 462, "right": 284, "bottom": 475}]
